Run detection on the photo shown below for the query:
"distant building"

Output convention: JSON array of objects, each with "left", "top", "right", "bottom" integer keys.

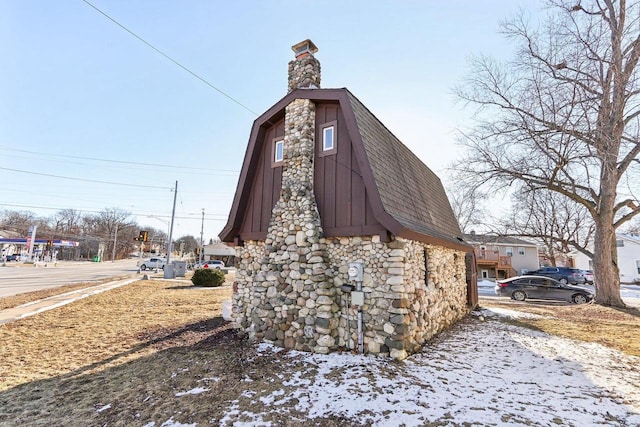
[
  {"left": 571, "top": 234, "right": 640, "bottom": 283},
  {"left": 202, "top": 242, "right": 235, "bottom": 264},
  {"left": 464, "top": 232, "right": 539, "bottom": 279}
]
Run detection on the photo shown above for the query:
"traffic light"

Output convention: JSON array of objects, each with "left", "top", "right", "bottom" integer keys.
[
  {"left": 137, "top": 231, "right": 148, "bottom": 242},
  {"left": 46, "top": 240, "right": 53, "bottom": 249}
]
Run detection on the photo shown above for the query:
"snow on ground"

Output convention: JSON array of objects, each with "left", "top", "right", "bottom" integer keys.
[
  {"left": 211, "top": 307, "right": 640, "bottom": 427},
  {"left": 138, "top": 283, "right": 640, "bottom": 426}
]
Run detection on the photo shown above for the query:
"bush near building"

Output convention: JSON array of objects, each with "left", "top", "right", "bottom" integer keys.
[{"left": 191, "top": 268, "right": 225, "bottom": 287}]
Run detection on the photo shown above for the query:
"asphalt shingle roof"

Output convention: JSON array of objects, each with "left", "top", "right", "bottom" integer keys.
[{"left": 347, "top": 91, "right": 466, "bottom": 248}]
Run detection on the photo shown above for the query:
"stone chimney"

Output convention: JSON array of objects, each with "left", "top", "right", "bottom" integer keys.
[
  {"left": 245, "top": 40, "right": 336, "bottom": 354},
  {"left": 288, "top": 39, "right": 321, "bottom": 93}
]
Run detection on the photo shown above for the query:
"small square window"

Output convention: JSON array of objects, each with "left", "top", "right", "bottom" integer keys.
[
  {"left": 273, "top": 139, "right": 284, "bottom": 165},
  {"left": 506, "top": 247, "right": 513, "bottom": 256},
  {"left": 319, "top": 121, "right": 337, "bottom": 156},
  {"left": 518, "top": 247, "right": 525, "bottom": 255},
  {"left": 323, "top": 126, "right": 334, "bottom": 151}
]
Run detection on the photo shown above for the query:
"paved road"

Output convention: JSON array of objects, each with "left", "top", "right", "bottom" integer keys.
[{"left": 0, "top": 259, "right": 140, "bottom": 298}]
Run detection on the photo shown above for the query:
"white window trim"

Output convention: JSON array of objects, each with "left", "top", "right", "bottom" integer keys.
[
  {"left": 518, "top": 247, "right": 525, "bottom": 255},
  {"left": 506, "top": 246, "right": 514, "bottom": 256},
  {"left": 319, "top": 120, "right": 337, "bottom": 156},
  {"left": 273, "top": 139, "right": 284, "bottom": 164},
  {"left": 323, "top": 125, "right": 334, "bottom": 151}
]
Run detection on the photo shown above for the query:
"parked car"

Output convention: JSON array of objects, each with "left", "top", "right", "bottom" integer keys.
[
  {"left": 138, "top": 257, "right": 166, "bottom": 271},
  {"left": 495, "top": 275, "right": 594, "bottom": 304},
  {"left": 5, "top": 254, "right": 20, "bottom": 261},
  {"left": 197, "top": 259, "right": 224, "bottom": 269},
  {"left": 582, "top": 270, "right": 594, "bottom": 285},
  {"left": 529, "top": 267, "right": 586, "bottom": 284}
]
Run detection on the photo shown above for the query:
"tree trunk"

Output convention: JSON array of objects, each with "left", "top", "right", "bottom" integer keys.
[{"left": 593, "top": 191, "right": 625, "bottom": 307}]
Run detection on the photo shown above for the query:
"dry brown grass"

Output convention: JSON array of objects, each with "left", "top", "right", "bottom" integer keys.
[
  {"left": 479, "top": 297, "right": 640, "bottom": 356},
  {"left": 0, "top": 279, "right": 232, "bottom": 391},
  {"left": 0, "top": 280, "right": 119, "bottom": 311}
]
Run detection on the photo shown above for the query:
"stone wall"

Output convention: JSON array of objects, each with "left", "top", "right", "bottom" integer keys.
[{"left": 232, "top": 235, "right": 469, "bottom": 359}]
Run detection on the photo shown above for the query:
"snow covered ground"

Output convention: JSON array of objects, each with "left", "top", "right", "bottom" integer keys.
[{"left": 147, "top": 304, "right": 640, "bottom": 427}]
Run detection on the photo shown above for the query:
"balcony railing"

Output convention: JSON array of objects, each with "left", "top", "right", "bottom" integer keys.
[{"left": 475, "top": 249, "right": 512, "bottom": 267}]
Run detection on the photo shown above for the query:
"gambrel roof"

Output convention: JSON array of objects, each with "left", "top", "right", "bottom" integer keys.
[{"left": 220, "top": 88, "right": 469, "bottom": 252}]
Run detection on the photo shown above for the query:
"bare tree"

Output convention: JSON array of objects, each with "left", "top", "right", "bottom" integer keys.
[
  {"left": 52, "top": 209, "right": 83, "bottom": 237},
  {"left": 0, "top": 210, "right": 37, "bottom": 235},
  {"left": 175, "top": 235, "right": 198, "bottom": 255},
  {"left": 81, "top": 208, "right": 138, "bottom": 260},
  {"left": 503, "top": 185, "right": 595, "bottom": 266},
  {"left": 455, "top": 0, "right": 640, "bottom": 307},
  {"left": 446, "top": 175, "right": 491, "bottom": 233}
]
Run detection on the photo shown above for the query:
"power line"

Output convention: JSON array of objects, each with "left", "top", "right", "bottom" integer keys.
[
  {"left": 78, "top": 2, "right": 367, "bottom": 187},
  {"left": 0, "top": 145, "right": 240, "bottom": 174},
  {"left": 0, "top": 166, "right": 171, "bottom": 189},
  {"left": 0, "top": 202, "right": 228, "bottom": 220},
  {"left": 81, "top": 0, "right": 260, "bottom": 117}
]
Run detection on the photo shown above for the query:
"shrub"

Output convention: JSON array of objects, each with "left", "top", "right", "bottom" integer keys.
[{"left": 191, "top": 268, "right": 226, "bottom": 287}]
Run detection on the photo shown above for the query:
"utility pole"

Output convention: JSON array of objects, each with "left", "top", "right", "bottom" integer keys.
[
  {"left": 199, "top": 208, "right": 204, "bottom": 265},
  {"left": 111, "top": 223, "right": 118, "bottom": 262},
  {"left": 164, "top": 180, "right": 178, "bottom": 279}
]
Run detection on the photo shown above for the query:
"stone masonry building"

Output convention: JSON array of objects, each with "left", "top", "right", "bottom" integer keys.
[{"left": 220, "top": 40, "right": 475, "bottom": 359}]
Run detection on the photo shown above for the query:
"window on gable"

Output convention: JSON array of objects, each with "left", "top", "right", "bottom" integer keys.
[
  {"left": 506, "top": 246, "right": 514, "bottom": 256},
  {"left": 320, "top": 120, "right": 337, "bottom": 156},
  {"left": 616, "top": 239, "right": 624, "bottom": 247},
  {"left": 323, "top": 126, "right": 334, "bottom": 151},
  {"left": 272, "top": 138, "right": 284, "bottom": 166},
  {"left": 518, "top": 247, "right": 525, "bottom": 255}
]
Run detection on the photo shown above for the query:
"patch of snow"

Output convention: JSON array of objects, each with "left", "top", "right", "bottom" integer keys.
[
  {"left": 477, "top": 279, "right": 496, "bottom": 288},
  {"left": 218, "top": 319, "right": 640, "bottom": 426},
  {"left": 159, "top": 417, "right": 196, "bottom": 427},
  {"left": 255, "top": 342, "right": 283, "bottom": 354},
  {"left": 479, "top": 307, "right": 546, "bottom": 319},
  {"left": 175, "top": 387, "right": 209, "bottom": 397},
  {"left": 96, "top": 403, "right": 111, "bottom": 413}
]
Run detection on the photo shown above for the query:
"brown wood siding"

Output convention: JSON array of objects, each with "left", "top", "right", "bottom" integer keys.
[
  {"left": 314, "top": 102, "right": 386, "bottom": 237},
  {"left": 239, "top": 119, "right": 284, "bottom": 239}
]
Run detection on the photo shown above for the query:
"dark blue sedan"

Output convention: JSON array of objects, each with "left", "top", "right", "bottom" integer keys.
[{"left": 495, "top": 275, "right": 594, "bottom": 304}]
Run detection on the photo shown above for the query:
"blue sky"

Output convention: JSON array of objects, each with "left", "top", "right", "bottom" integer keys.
[{"left": 0, "top": 0, "right": 537, "bottom": 241}]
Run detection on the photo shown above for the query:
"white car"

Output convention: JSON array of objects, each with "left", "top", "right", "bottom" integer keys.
[
  {"left": 138, "top": 257, "right": 166, "bottom": 270},
  {"left": 198, "top": 260, "right": 224, "bottom": 269}
]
